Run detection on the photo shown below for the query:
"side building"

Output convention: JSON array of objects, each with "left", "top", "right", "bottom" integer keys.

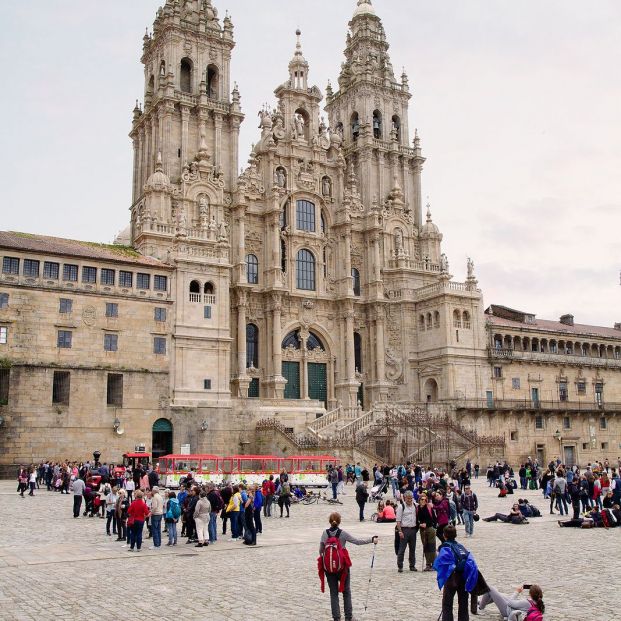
[{"left": 0, "top": 232, "right": 173, "bottom": 475}]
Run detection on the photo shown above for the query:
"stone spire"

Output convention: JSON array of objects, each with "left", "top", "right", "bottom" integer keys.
[
  {"left": 288, "top": 29, "right": 309, "bottom": 89},
  {"left": 353, "top": 0, "right": 375, "bottom": 17}
]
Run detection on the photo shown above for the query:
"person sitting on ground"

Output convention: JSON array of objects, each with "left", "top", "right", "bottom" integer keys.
[
  {"left": 479, "top": 584, "right": 545, "bottom": 621},
  {"left": 376, "top": 501, "right": 396, "bottom": 523},
  {"left": 483, "top": 503, "right": 528, "bottom": 524}
]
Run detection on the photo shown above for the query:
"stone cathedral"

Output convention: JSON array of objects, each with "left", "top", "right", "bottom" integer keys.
[{"left": 2, "top": 0, "right": 621, "bottom": 473}]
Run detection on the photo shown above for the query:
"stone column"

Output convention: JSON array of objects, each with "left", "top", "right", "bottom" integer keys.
[
  {"left": 375, "top": 306, "right": 386, "bottom": 383},
  {"left": 234, "top": 205, "right": 246, "bottom": 283},
  {"left": 180, "top": 105, "right": 191, "bottom": 166},
  {"left": 214, "top": 113, "right": 223, "bottom": 169},
  {"left": 272, "top": 296, "right": 282, "bottom": 380},
  {"left": 230, "top": 117, "right": 242, "bottom": 191},
  {"left": 132, "top": 137, "right": 140, "bottom": 204},
  {"left": 300, "top": 331, "right": 309, "bottom": 399},
  {"left": 237, "top": 291, "right": 247, "bottom": 376}
]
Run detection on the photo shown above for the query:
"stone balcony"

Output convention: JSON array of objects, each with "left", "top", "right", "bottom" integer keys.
[{"left": 489, "top": 347, "right": 621, "bottom": 369}]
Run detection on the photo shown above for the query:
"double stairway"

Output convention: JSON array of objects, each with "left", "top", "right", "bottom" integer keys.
[{"left": 256, "top": 401, "right": 506, "bottom": 467}]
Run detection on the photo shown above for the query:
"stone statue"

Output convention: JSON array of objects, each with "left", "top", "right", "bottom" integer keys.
[
  {"left": 467, "top": 257, "right": 475, "bottom": 278},
  {"left": 208, "top": 215, "right": 217, "bottom": 240},
  {"left": 199, "top": 195, "right": 209, "bottom": 217},
  {"left": 322, "top": 176, "right": 332, "bottom": 197},
  {"left": 440, "top": 253, "right": 449, "bottom": 273},
  {"left": 394, "top": 228, "right": 404, "bottom": 254},
  {"left": 258, "top": 108, "right": 272, "bottom": 130},
  {"left": 274, "top": 167, "right": 286, "bottom": 188},
  {"left": 293, "top": 113, "right": 305, "bottom": 140},
  {"left": 273, "top": 115, "right": 285, "bottom": 141},
  {"left": 217, "top": 220, "right": 228, "bottom": 241}
]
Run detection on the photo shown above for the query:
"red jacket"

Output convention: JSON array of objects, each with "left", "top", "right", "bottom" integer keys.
[
  {"left": 263, "top": 480, "right": 275, "bottom": 496},
  {"left": 127, "top": 499, "right": 150, "bottom": 522}
]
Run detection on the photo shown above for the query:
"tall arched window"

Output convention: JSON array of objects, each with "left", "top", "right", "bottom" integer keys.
[
  {"left": 281, "top": 239, "right": 287, "bottom": 273},
  {"left": 246, "top": 254, "right": 259, "bottom": 284},
  {"left": 246, "top": 324, "right": 259, "bottom": 368},
  {"left": 392, "top": 115, "right": 401, "bottom": 141},
  {"left": 204, "top": 282, "right": 214, "bottom": 295},
  {"left": 207, "top": 64, "right": 219, "bottom": 98},
  {"left": 189, "top": 280, "right": 201, "bottom": 302},
  {"left": 180, "top": 58, "right": 193, "bottom": 93},
  {"left": 351, "top": 112, "right": 360, "bottom": 141},
  {"left": 354, "top": 332, "right": 363, "bottom": 372},
  {"left": 296, "top": 249, "right": 316, "bottom": 291},
  {"left": 373, "top": 110, "right": 382, "bottom": 139},
  {"left": 352, "top": 268, "right": 361, "bottom": 296},
  {"left": 296, "top": 200, "right": 316, "bottom": 232}
]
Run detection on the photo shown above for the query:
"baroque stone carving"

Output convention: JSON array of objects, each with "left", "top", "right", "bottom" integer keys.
[{"left": 385, "top": 346, "right": 404, "bottom": 383}]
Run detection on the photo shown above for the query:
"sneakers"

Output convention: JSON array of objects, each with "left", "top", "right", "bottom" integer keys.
[
  {"left": 398, "top": 568, "right": 403, "bottom": 573},
  {"left": 410, "top": 567, "right": 418, "bottom": 572}
]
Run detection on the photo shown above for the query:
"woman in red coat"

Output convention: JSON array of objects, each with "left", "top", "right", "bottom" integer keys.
[{"left": 127, "top": 490, "right": 150, "bottom": 551}]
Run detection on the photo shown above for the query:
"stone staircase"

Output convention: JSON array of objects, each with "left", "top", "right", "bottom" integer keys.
[{"left": 257, "top": 401, "right": 505, "bottom": 467}]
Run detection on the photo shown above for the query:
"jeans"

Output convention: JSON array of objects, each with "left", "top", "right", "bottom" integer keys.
[
  {"left": 397, "top": 527, "right": 417, "bottom": 569},
  {"left": 131, "top": 520, "right": 144, "bottom": 550},
  {"left": 555, "top": 495, "right": 568, "bottom": 516},
  {"left": 331, "top": 481, "right": 338, "bottom": 499},
  {"left": 73, "top": 495, "right": 82, "bottom": 517},
  {"left": 391, "top": 479, "right": 398, "bottom": 496},
  {"left": 106, "top": 510, "right": 116, "bottom": 534},
  {"left": 230, "top": 511, "right": 240, "bottom": 538},
  {"left": 168, "top": 520, "right": 177, "bottom": 544},
  {"left": 254, "top": 508, "right": 262, "bottom": 534},
  {"left": 442, "top": 572, "right": 469, "bottom": 621},
  {"left": 208, "top": 512, "right": 218, "bottom": 542},
  {"left": 326, "top": 570, "right": 352, "bottom": 620},
  {"left": 463, "top": 509, "right": 474, "bottom": 536},
  {"left": 151, "top": 514, "right": 162, "bottom": 546}
]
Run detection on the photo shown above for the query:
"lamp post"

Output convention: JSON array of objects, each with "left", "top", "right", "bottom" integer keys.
[{"left": 553, "top": 429, "right": 562, "bottom": 462}]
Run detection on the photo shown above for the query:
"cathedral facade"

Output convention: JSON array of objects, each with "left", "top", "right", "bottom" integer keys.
[{"left": 1, "top": 0, "right": 620, "bottom": 473}]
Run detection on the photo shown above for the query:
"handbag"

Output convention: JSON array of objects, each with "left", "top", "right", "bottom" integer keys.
[{"left": 473, "top": 513, "right": 480, "bottom": 522}]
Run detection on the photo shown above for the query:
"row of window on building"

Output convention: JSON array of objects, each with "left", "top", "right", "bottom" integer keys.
[
  {"left": 419, "top": 309, "right": 472, "bottom": 332},
  {"left": 493, "top": 332, "right": 621, "bottom": 359},
  {"left": 493, "top": 367, "right": 605, "bottom": 403},
  {"left": 1, "top": 257, "right": 167, "bottom": 291},
  {"left": 0, "top": 325, "right": 166, "bottom": 355}
]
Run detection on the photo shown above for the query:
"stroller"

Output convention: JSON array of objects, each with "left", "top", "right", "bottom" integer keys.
[{"left": 368, "top": 480, "right": 388, "bottom": 502}]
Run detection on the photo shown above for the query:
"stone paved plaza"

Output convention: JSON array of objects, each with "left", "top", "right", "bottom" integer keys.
[{"left": 0, "top": 477, "right": 619, "bottom": 621}]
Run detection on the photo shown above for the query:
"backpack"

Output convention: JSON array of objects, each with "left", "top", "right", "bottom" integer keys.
[
  {"left": 444, "top": 541, "right": 469, "bottom": 573},
  {"left": 524, "top": 605, "right": 543, "bottom": 621},
  {"left": 281, "top": 482, "right": 290, "bottom": 496},
  {"left": 322, "top": 529, "right": 346, "bottom": 575},
  {"left": 171, "top": 501, "right": 181, "bottom": 520}
]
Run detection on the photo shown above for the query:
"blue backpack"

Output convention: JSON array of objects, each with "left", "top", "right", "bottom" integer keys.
[{"left": 443, "top": 541, "right": 469, "bottom": 573}]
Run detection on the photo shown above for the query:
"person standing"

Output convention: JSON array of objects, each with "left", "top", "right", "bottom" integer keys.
[
  {"left": 193, "top": 490, "right": 211, "bottom": 548},
  {"left": 263, "top": 475, "right": 275, "bottom": 518},
  {"left": 71, "top": 476, "right": 86, "bottom": 518},
  {"left": 460, "top": 485, "right": 478, "bottom": 538},
  {"left": 329, "top": 466, "right": 339, "bottom": 500},
  {"left": 127, "top": 490, "right": 150, "bottom": 552},
  {"left": 207, "top": 484, "right": 223, "bottom": 544},
  {"left": 253, "top": 484, "right": 264, "bottom": 536},
  {"left": 105, "top": 486, "right": 118, "bottom": 536},
  {"left": 396, "top": 490, "right": 418, "bottom": 572},
  {"left": 115, "top": 489, "right": 128, "bottom": 541},
  {"left": 433, "top": 525, "right": 480, "bottom": 621},
  {"left": 28, "top": 468, "right": 36, "bottom": 496},
  {"left": 124, "top": 475, "right": 135, "bottom": 503},
  {"left": 318, "top": 512, "right": 378, "bottom": 621},
  {"left": 434, "top": 490, "right": 451, "bottom": 544},
  {"left": 164, "top": 491, "right": 180, "bottom": 546},
  {"left": 355, "top": 481, "right": 369, "bottom": 522},
  {"left": 417, "top": 493, "right": 437, "bottom": 571},
  {"left": 149, "top": 486, "right": 164, "bottom": 549},
  {"left": 277, "top": 479, "right": 291, "bottom": 518}
]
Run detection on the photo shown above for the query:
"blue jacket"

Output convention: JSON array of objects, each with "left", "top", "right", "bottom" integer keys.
[
  {"left": 433, "top": 543, "right": 479, "bottom": 593},
  {"left": 253, "top": 490, "right": 264, "bottom": 509}
]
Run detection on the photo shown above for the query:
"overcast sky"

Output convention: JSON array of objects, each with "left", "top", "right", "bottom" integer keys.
[{"left": 0, "top": 1, "right": 619, "bottom": 326}]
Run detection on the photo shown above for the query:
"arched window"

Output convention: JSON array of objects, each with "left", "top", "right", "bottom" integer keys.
[
  {"left": 296, "top": 249, "right": 316, "bottom": 291},
  {"left": 207, "top": 64, "right": 219, "bottom": 99},
  {"left": 204, "top": 282, "right": 214, "bottom": 295},
  {"left": 392, "top": 115, "right": 401, "bottom": 141},
  {"left": 373, "top": 110, "right": 382, "bottom": 139},
  {"left": 282, "top": 330, "right": 301, "bottom": 349},
  {"left": 352, "top": 268, "right": 361, "bottom": 296},
  {"left": 180, "top": 58, "right": 193, "bottom": 93},
  {"left": 453, "top": 309, "right": 462, "bottom": 328},
  {"left": 0, "top": 293, "right": 8, "bottom": 309},
  {"left": 147, "top": 75, "right": 155, "bottom": 96},
  {"left": 426, "top": 313, "right": 432, "bottom": 330},
  {"left": 354, "top": 332, "right": 363, "bottom": 372},
  {"left": 189, "top": 280, "right": 201, "bottom": 302},
  {"left": 307, "top": 332, "right": 324, "bottom": 350},
  {"left": 281, "top": 239, "right": 287, "bottom": 273},
  {"left": 351, "top": 112, "right": 360, "bottom": 141},
  {"left": 419, "top": 315, "right": 425, "bottom": 331},
  {"left": 246, "top": 254, "right": 259, "bottom": 284},
  {"left": 246, "top": 324, "right": 259, "bottom": 368},
  {"left": 296, "top": 200, "right": 316, "bottom": 232},
  {"left": 434, "top": 311, "right": 440, "bottom": 328},
  {"left": 462, "top": 310, "right": 470, "bottom": 328}
]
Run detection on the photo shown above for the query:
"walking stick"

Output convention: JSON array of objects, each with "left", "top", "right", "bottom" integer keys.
[{"left": 363, "top": 541, "right": 377, "bottom": 614}]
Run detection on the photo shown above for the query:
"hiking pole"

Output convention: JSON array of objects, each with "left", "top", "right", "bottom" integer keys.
[{"left": 363, "top": 541, "right": 378, "bottom": 614}]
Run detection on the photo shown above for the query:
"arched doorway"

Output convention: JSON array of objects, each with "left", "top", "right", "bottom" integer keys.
[
  {"left": 152, "top": 418, "right": 173, "bottom": 459},
  {"left": 424, "top": 378, "right": 439, "bottom": 403}
]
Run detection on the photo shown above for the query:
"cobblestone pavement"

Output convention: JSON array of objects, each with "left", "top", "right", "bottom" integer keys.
[{"left": 0, "top": 477, "right": 619, "bottom": 621}]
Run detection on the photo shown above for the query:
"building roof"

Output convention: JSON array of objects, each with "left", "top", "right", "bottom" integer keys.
[
  {"left": 486, "top": 310, "right": 621, "bottom": 340},
  {"left": 0, "top": 231, "right": 171, "bottom": 269}
]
